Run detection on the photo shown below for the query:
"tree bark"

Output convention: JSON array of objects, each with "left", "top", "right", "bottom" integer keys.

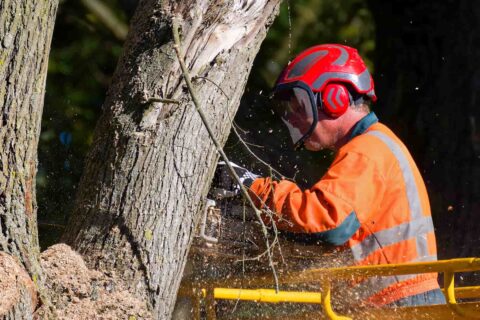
[
  {"left": 0, "top": 0, "right": 58, "bottom": 312},
  {"left": 369, "top": 1, "right": 480, "bottom": 263},
  {"left": 62, "top": 1, "right": 281, "bottom": 318}
]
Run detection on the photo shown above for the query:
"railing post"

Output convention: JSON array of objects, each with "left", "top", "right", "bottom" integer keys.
[
  {"left": 444, "top": 271, "right": 480, "bottom": 318},
  {"left": 321, "top": 279, "right": 352, "bottom": 320},
  {"left": 206, "top": 287, "right": 217, "bottom": 320},
  {"left": 193, "top": 288, "right": 202, "bottom": 320}
]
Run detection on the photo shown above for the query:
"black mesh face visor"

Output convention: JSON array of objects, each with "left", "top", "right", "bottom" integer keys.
[{"left": 272, "top": 82, "right": 318, "bottom": 149}]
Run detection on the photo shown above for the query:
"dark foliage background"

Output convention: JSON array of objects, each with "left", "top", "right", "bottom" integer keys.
[{"left": 38, "top": 0, "right": 127, "bottom": 245}]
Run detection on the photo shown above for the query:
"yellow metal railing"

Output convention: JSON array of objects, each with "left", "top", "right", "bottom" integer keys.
[
  {"left": 211, "top": 288, "right": 322, "bottom": 304},
  {"left": 181, "top": 258, "right": 480, "bottom": 319}
]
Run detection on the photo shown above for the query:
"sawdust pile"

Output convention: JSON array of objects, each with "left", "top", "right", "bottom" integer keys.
[
  {"left": 0, "top": 252, "right": 37, "bottom": 316},
  {"left": 38, "top": 244, "right": 152, "bottom": 319}
]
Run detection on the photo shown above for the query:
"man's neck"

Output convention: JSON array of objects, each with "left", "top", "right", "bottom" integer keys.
[{"left": 333, "top": 110, "right": 369, "bottom": 150}]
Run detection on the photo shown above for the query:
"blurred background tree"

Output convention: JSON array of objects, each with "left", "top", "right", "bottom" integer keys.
[{"left": 37, "top": 0, "right": 128, "bottom": 245}]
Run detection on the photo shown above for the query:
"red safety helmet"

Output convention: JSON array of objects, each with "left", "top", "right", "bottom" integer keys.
[{"left": 272, "top": 44, "right": 376, "bottom": 149}]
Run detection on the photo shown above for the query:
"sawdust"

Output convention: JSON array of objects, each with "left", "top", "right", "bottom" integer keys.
[
  {"left": 0, "top": 251, "right": 37, "bottom": 316},
  {"left": 37, "top": 244, "right": 152, "bottom": 320}
]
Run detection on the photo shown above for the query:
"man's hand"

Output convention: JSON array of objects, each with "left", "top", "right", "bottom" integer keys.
[
  {"left": 219, "top": 161, "right": 260, "bottom": 187},
  {"left": 212, "top": 161, "right": 260, "bottom": 198}
]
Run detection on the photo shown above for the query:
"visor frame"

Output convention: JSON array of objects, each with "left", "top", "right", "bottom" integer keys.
[{"left": 273, "top": 81, "right": 319, "bottom": 150}]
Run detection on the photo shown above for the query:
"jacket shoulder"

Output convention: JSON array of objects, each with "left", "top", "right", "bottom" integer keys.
[{"left": 341, "top": 122, "right": 400, "bottom": 171}]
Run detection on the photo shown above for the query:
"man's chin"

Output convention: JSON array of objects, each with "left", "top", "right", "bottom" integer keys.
[{"left": 304, "top": 141, "right": 325, "bottom": 151}]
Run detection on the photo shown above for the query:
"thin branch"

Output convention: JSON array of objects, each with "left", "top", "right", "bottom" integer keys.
[
  {"left": 268, "top": 167, "right": 285, "bottom": 265},
  {"left": 232, "top": 125, "right": 290, "bottom": 180},
  {"left": 195, "top": 52, "right": 292, "bottom": 270},
  {"left": 176, "top": 18, "right": 293, "bottom": 289},
  {"left": 148, "top": 97, "right": 181, "bottom": 104},
  {"left": 231, "top": 129, "right": 265, "bottom": 148},
  {"left": 194, "top": 74, "right": 292, "bottom": 181},
  {"left": 172, "top": 17, "right": 279, "bottom": 291},
  {"left": 37, "top": 222, "right": 66, "bottom": 229}
]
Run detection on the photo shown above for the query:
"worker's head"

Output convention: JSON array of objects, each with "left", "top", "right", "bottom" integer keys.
[{"left": 272, "top": 44, "right": 376, "bottom": 151}]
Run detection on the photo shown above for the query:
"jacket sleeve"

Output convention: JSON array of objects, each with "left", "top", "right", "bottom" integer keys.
[{"left": 249, "top": 150, "right": 385, "bottom": 245}]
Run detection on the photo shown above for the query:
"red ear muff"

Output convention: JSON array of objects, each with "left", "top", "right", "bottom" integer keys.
[{"left": 320, "top": 84, "right": 351, "bottom": 118}]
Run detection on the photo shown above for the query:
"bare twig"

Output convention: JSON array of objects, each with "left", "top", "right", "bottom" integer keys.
[
  {"left": 233, "top": 122, "right": 249, "bottom": 134},
  {"left": 231, "top": 199, "right": 247, "bottom": 314},
  {"left": 147, "top": 97, "right": 181, "bottom": 104},
  {"left": 268, "top": 167, "right": 285, "bottom": 265},
  {"left": 194, "top": 74, "right": 292, "bottom": 181},
  {"left": 37, "top": 222, "right": 66, "bottom": 229},
  {"left": 232, "top": 125, "right": 289, "bottom": 180},
  {"left": 171, "top": 17, "right": 279, "bottom": 290},
  {"left": 195, "top": 47, "right": 292, "bottom": 270}
]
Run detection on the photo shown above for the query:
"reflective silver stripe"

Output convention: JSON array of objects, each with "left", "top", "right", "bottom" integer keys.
[
  {"left": 331, "top": 45, "right": 349, "bottom": 66},
  {"left": 415, "top": 254, "right": 438, "bottom": 262},
  {"left": 313, "top": 69, "right": 372, "bottom": 91},
  {"left": 416, "top": 234, "right": 430, "bottom": 258},
  {"left": 351, "top": 216, "right": 434, "bottom": 261},
  {"left": 350, "top": 130, "right": 435, "bottom": 263},
  {"left": 354, "top": 255, "right": 437, "bottom": 301},
  {"left": 347, "top": 130, "right": 437, "bottom": 299},
  {"left": 366, "top": 88, "right": 376, "bottom": 99},
  {"left": 366, "top": 131, "right": 423, "bottom": 221},
  {"left": 335, "top": 89, "right": 342, "bottom": 106},
  {"left": 354, "top": 274, "right": 417, "bottom": 301},
  {"left": 288, "top": 50, "right": 327, "bottom": 78},
  {"left": 326, "top": 88, "right": 337, "bottom": 110}
]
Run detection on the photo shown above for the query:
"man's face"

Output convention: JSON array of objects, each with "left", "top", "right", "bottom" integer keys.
[
  {"left": 275, "top": 88, "right": 315, "bottom": 146},
  {"left": 281, "top": 95, "right": 313, "bottom": 137},
  {"left": 303, "top": 108, "right": 342, "bottom": 151},
  {"left": 285, "top": 95, "right": 340, "bottom": 151},
  {"left": 274, "top": 87, "right": 341, "bottom": 151}
]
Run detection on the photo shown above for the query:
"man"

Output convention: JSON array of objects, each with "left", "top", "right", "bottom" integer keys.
[{"left": 220, "top": 44, "right": 445, "bottom": 307}]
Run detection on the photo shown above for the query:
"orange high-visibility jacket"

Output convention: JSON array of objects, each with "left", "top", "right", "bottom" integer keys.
[{"left": 250, "top": 112, "right": 439, "bottom": 306}]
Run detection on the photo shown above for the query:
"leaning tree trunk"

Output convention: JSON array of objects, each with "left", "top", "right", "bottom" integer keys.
[
  {"left": 62, "top": 1, "right": 281, "bottom": 318},
  {"left": 369, "top": 1, "right": 480, "bottom": 263},
  {"left": 0, "top": 0, "right": 58, "bottom": 317}
]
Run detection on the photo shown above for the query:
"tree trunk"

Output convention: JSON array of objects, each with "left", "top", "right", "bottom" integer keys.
[
  {"left": 0, "top": 0, "right": 58, "bottom": 313},
  {"left": 369, "top": 1, "right": 480, "bottom": 262},
  {"left": 62, "top": 1, "right": 281, "bottom": 318}
]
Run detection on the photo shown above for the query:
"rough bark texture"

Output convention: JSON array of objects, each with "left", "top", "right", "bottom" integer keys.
[
  {"left": 369, "top": 1, "right": 480, "bottom": 263},
  {"left": 0, "top": 0, "right": 58, "bottom": 306},
  {"left": 62, "top": 0, "right": 281, "bottom": 318}
]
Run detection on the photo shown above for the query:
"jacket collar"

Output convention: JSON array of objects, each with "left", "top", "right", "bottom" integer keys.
[{"left": 349, "top": 112, "right": 378, "bottom": 141}]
